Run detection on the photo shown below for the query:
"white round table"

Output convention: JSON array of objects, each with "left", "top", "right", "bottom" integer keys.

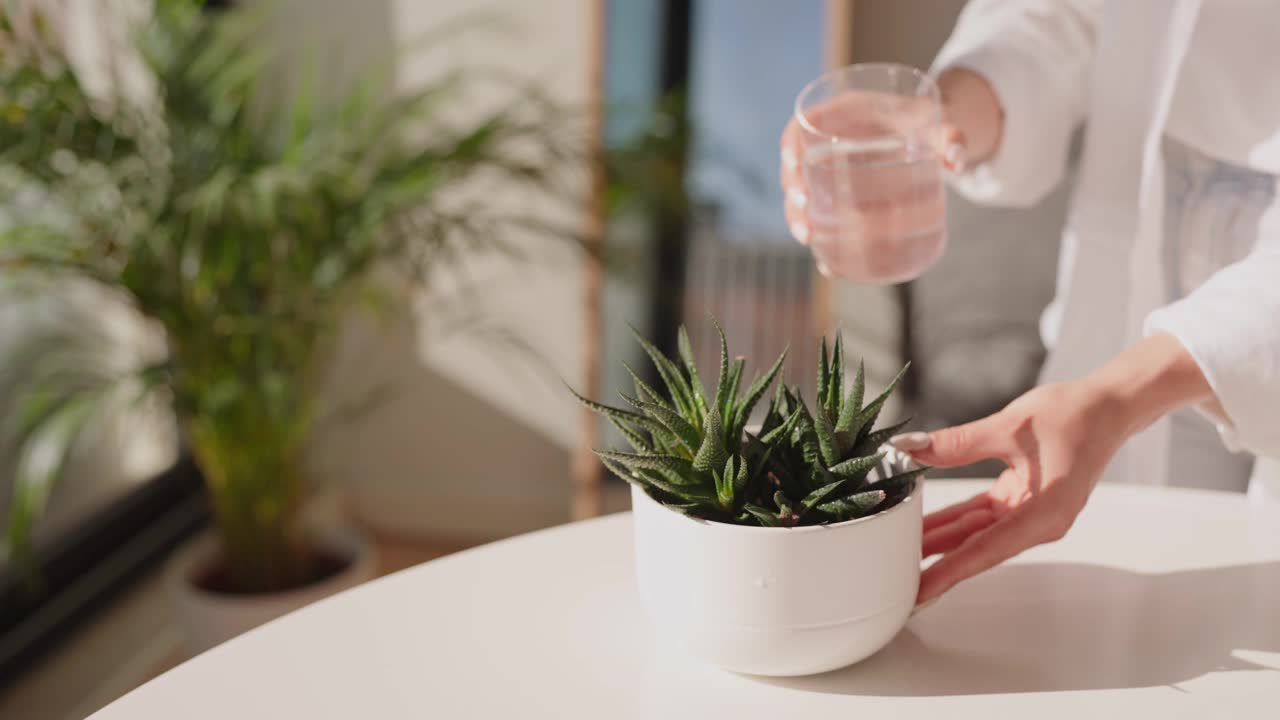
[{"left": 92, "top": 481, "right": 1280, "bottom": 719}]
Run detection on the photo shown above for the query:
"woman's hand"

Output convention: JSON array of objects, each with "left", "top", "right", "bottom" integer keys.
[
  {"left": 896, "top": 382, "right": 1126, "bottom": 605},
  {"left": 779, "top": 67, "right": 1003, "bottom": 270},
  {"left": 896, "top": 333, "right": 1218, "bottom": 605}
]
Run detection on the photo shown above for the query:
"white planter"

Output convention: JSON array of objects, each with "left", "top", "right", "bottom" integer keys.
[
  {"left": 166, "top": 527, "right": 377, "bottom": 656},
  {"left": 631, "top": 478, "right": 922, "bottom": 677}
]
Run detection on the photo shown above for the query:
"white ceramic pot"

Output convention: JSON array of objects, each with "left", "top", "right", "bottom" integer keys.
[
  {"left": 631, "top": 478, "right": 922, "bottom": 677},
  {"left": 167, "top": 526, "right": 377, "bottom": 656}
]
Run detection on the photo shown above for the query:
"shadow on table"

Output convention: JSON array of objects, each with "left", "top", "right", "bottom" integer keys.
[{"left": 751, "top": 561, "right": 1280, "bottom": 697}]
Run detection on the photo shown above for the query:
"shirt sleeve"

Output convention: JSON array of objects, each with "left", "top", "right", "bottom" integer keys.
[
  {"left": 931, "top": 0, "right": 1104, "bottom": 207},
  {"left": 1144, "top": 232, "right": 1280, "bottom": 460}
]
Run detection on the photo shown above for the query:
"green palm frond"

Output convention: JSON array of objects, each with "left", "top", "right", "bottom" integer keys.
[
  {"left": 0, "top": 291, "right": 155, "bottom": 566},
  {"left": 0, "top": 2, "right": 578, "bottom": 592}
]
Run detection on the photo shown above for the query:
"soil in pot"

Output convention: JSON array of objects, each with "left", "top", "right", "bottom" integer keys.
[
  {"left": 169, "top": 527, "right": 376, "bottom": 655},
  {"left": 194, "top": 547, "right": 351, "bottom": 596}
]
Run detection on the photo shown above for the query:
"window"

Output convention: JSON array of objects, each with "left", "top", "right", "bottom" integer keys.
[
  {"left": 0, "top": 0, "right": 230, "bottom": 685},
  {"left": 600, "top": 0, "right": 829, "bottom": 420}
]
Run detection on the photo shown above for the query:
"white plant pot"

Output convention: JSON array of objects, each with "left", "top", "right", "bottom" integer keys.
[
  {"left": 166, "top": 526, "right": 377, "bottom": 656},
  {"left": 631, "top": 476, "right": 922, "bottom": 677}
]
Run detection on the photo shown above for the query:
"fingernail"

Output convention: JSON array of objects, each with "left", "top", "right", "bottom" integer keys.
[
  {"left": 890, "top": 432, "right": 931, "bottom": 451},
  {"left": 944, "top": 143, "right": 966, "bottom": 172},
  {"left": 790, "top": 221, "right": 810, "bottom": 245},
  {"left": 882, "top": 445, "right": 914, "bottom": 469},
  {"left": 781, "top": 147, "right": 798, "bottom": 171},
  {"left": 787, "top": 187, "right": 807, "bottom": 210},
  {"left": 815, "top": 259, "right": 831, "bottom": 277}
]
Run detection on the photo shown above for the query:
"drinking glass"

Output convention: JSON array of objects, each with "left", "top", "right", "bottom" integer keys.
[{"left": 794, "top": 63, "right": 946, "bottom": 284}]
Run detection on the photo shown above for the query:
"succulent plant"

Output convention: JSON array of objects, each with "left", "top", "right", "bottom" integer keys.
[
  {"left": 572, "top": 321, "right": 925, "bottom": 527},
  {"left": 748, "top": 336, "right": 925, "bottom": 527},
  {"left": 570, "top": 322, "right": 788, "bottom": 522}
]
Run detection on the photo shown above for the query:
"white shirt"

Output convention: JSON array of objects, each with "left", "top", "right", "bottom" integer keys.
[
  {"left": 932, "top": 0, "right": 1280, "bottom": 503},
  {"left": 1165, "top": 0, "right": 1280, "bottom": 174}
]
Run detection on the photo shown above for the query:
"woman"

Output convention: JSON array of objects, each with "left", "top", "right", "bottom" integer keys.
[{"left": 780, "top": 0, "right": 1280, "bottom": 605}]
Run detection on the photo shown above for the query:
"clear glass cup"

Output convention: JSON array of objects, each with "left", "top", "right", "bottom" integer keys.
[{"left": 794, "top": 63, "right": 946, "bottom": 284}]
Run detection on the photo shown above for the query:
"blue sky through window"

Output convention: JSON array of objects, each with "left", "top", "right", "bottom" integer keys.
[{"left": 687, "top": 0, "right": 825, "bottom": 242}]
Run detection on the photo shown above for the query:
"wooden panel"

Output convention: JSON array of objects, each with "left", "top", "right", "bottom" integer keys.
[
  {"left": 812, "top": 0, "right": 857, "bottom": 336},
  {"left": 571, "top": 0, "right": 607, "bottom": 520},
  {"left": 825, "top": 0, "right": 857, "bottom": 67}
]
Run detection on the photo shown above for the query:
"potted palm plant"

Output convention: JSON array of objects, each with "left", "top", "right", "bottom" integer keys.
[
  {"left": 572, "top": 322, "right": 926, "bottom": 676},
  {"left": 0, "top": 2, "right": 572, "bottom": 652}
]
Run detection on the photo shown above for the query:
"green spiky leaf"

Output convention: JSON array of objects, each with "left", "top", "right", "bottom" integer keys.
[
  {"left": 568, "top": 386, "right": 666, "bottom": 438},
  {"left": 800, "top": 477, "right": 854, "bottom": 514},
  {"left": 676, "top": 326, "right": 709, "bottom": 415},
  {"left": 691, "top": 407, "right": 728, "bottom": 473},
  {"left": 732, "top": 347, "right": 787, "bottom": 436},
  {"left": 826, "top": 333, "right": 844, "bottom": 418},
  {"left": 828, "top": 452, "right": 886, "bottom": 481},
  {"left": 872, "top": 467, "right": 927, "bottom": 499},
  {"left": 732, "top": 449, "right": 749, "bottom": 494},
  {"left": 643, "top": 473, "right": 714, "bottom": 501},
  {"left": 606, "top": 416, "right": 652, "bottom": 453},
  {"left": 800, "top": 434, "right": 821, "bottom": 470},
  {"left": 847, "top": 362, "right": 910, "bottom": 441},
  {"left": 600, "top": 457, "right": 702, "bottom": 502},
  {"left": 759, "top": 407, "right": 802, "bottom": 445},
  {"left": 634, "top": 398, "right": 701, "bottom": 453},
  {"left": 743, "top": 504, "right": 785, "bottom": 527},
  {"left": 836, "top": 359, "right": 866, "bottom": 433},
  {"left": 616, "top": 393, "right": 683, "bottom": 453},
  {"left": 595, "top": 449, "right": 693, "bottom": 477},
  {"left": 663, "top": 501, "right": 704, "bottom": 515},
  {"left": 773, "top": 490, "right": 795, "bottom": 519},
  {"left": 742, "top": 431, "right": 780, "bottom": 490},
  {"left": 816, "top": 336, "right": 830, "bottom": 413},
  {"left": 812, "top": 397, "right": 838, "bottom": 466},
  {"left": 623, "top": 361, "right": 673, "bottom": 413},
  {"left": 854, "top": 417, "right": 912, "bottom": 456},
  {"left": 712, "top": 319, "right": 731, "bottom": 417},
  {"left": 759, "top": 398, "right": 785, "bottom": 438},
  {"left": 723, "top": 357, "right": 745, "bottom": 420},
  {"left": 818, "top": 489, "right": 887, "bottom": 520},
  {"left": 630, "top": 326, "right": 696, "bottom": 418},
  {"left": 715, "top": 455, "right": 737, "bottom": 509},
  {"left": 598, "top": 454, "right": 644, "bottom": 487}
]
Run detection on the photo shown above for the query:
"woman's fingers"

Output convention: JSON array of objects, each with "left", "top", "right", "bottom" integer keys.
[
  {"left": 781, "top": 92, "right": 959, "bottom": 253},
  {"left": 929, "top": 122, "right": 967, "bottom": 172},
  {"left": 922, "top": 508, "right": 997, "bottom": 558},
  {"left": 901, "top": 413, "right": 1010, "bottom": 468},
  {"left": 779, "top": 120, "right": 810, "bottom": 245},
  {"left": 922, "top": 492, "right": 993, "bottom": 532},
  {"left": 916, "top": 498, "right": 1055, "bottom": 605}
]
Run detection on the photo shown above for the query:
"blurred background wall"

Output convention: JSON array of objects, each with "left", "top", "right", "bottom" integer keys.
[
  {"left": 1, "top": 0, "right": 1073, "bottom": 549},
  {"left": 288, "top": 0, "right": 591, "bottom": 539}
]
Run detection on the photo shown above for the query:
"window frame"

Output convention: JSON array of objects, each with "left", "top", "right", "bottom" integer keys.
[{"left": 0, "top": 456, "right": 207, "bottom": 686}]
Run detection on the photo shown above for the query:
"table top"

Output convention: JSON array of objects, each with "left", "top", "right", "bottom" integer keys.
[{"left": 93, "top": 481, "right": 1280, "bottom": 719}]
